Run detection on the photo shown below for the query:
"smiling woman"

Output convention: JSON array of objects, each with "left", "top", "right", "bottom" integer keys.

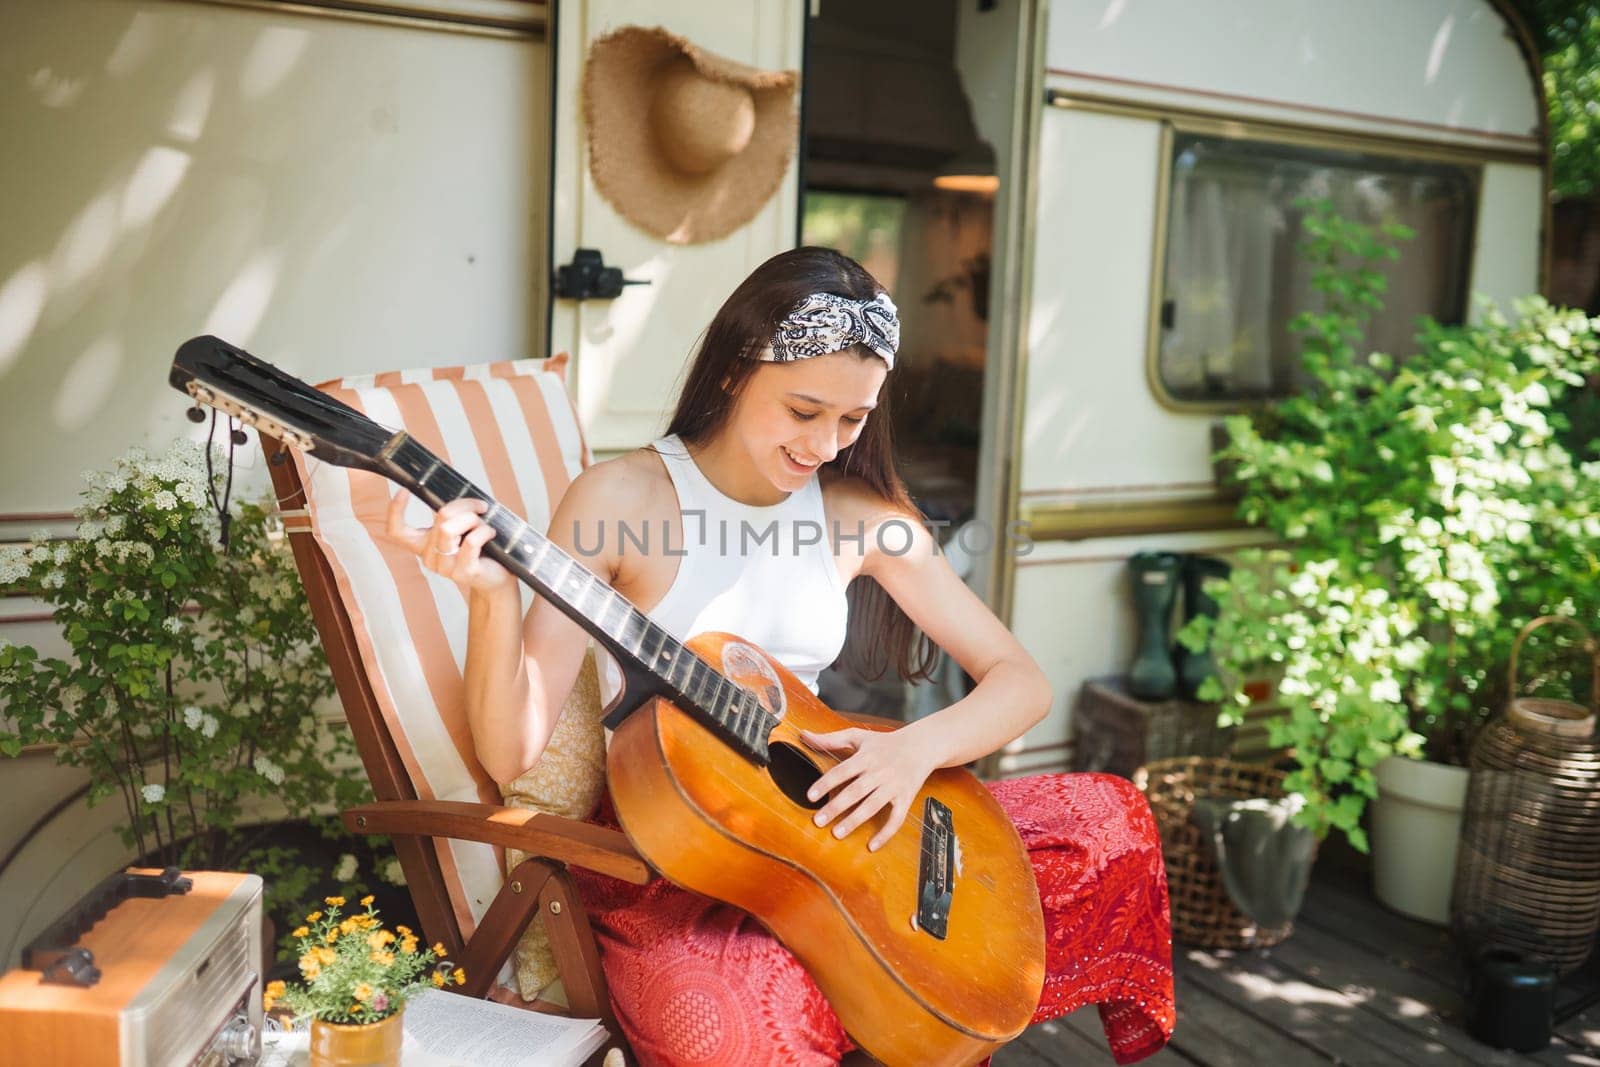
[{"left": 385, "top": 246, "right": 1177, "bottom": 1064}]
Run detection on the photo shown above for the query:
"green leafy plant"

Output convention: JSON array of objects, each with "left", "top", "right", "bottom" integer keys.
[
  {"left": 1508, "top": 0, "right": 1600, "bottom": 200},
  {"left": 1181, "top": 198, "right": 1600, "bottom": 851},
  {"left": 0, "top": 440, "right": 369, "bottom": 877},
  {"left": 265, "top": 895, "right": 463, "bottom": 1023}
]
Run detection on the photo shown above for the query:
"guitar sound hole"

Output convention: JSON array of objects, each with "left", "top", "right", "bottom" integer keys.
[{"left": 767, "top": 742, "right": 825, "bottom": 811}]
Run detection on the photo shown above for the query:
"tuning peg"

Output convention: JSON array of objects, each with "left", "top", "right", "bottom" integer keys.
[{"left": 186, "top": 406, "right": 207, "bottom": 423}]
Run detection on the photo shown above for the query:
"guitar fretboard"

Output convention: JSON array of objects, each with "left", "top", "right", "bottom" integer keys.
[{"left": 389, "top": 436, "right": 776, "bottom": 763}]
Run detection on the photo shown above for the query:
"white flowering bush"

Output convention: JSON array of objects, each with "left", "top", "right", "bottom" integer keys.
[
  {"left": 1180, "top": 200, "right": 1600, "bottom": 851},
  {"left": 0, "top": 441, "right": 368, "bottom": 871}
]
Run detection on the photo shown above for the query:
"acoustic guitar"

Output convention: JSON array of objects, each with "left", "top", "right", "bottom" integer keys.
[{"left": 168, "top": 335, "right": 1045, "bottom": 1066}]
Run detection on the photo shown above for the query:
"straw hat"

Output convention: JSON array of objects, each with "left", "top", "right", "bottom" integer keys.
[{"left": 584, "top": 26, "right": 798, "bottom": 245}]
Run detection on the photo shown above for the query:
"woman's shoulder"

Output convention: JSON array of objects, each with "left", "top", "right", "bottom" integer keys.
[
  {"left": 557, "top": 445, "right": 675, "bottom": 522},
  {"left": 820, "top": 470, "right": 920, "bottom": 534}
]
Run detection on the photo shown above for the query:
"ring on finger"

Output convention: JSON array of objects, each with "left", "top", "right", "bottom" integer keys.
[{"left": 437, "top": 540, "right": 460, "bottom": 557}]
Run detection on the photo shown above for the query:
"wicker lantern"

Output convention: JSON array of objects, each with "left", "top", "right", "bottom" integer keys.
[{"left": 1451, "top": 617, "right": 1600, "bottom": 976}]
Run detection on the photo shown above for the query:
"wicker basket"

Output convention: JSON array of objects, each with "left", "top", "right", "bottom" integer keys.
[{"left": 1135, "top": 756, "right": 1303, "bottom": 949}]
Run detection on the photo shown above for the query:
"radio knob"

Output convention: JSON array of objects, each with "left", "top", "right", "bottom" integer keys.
[{"left": 217, "top": 1014, "right": 260, "bottom": 1062}]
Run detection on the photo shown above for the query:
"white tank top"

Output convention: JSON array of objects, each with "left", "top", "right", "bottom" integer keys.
[{"left": 596, "top": 434, "right": 851, "bottom": 710}]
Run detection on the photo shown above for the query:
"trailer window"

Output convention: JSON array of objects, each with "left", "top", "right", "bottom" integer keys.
[{"left": 1155, "top": 134, "right": 1476, "bottom": 405}]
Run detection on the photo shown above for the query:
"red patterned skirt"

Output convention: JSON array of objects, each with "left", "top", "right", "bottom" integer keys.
[{"left": 574, "top": 772, "right": 1174, "bottom": 1066}]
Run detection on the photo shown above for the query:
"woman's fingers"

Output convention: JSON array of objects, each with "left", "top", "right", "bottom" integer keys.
[
  {"left": 830, "top": 785, "right": 893, "bottom": 841},
  {"left": 813, "top": 768, "right": 878, "bottom": 829},
  {"left": 867, "top": 795, "right": 911, "bottom": 852}
]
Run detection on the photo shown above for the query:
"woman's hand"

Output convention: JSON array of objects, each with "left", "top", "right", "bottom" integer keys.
[
  {"left": 800, "top": 723, "right": 941, "bottom": 852},
  {"left": 384, "top": 488, "right": 515, "bottom": 596}
]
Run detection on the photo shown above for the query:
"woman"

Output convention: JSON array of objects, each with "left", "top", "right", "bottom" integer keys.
[{"left": 386, "top": 247, "right": 1174, "bottom": 1065}]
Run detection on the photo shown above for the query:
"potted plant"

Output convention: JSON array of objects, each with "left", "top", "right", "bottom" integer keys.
[
  {"left": 1180, "top": 199, "right": 1600, "bottom": 922},
  {"left": 266, "top": 894, "right": 464, "bottom": 1066},
  {"left": 0, "top": 438, "right": 371, "bottom": 941}
]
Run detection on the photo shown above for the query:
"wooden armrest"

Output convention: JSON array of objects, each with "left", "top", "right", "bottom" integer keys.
[
  {"left": 840, "top": 709, "right": 904, "bottom": 732},
  {"left": 344, "top": 800, "right": 651, "bottom": 885}
]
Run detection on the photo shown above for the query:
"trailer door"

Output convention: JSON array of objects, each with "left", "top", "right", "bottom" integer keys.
[{"left": 547, "top": 0, "right": 805, "bottom": 453}]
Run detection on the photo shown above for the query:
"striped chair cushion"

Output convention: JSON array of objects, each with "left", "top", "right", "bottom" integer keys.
[{"left": 290, "top": 355, "right": 594, "bottom": 975}]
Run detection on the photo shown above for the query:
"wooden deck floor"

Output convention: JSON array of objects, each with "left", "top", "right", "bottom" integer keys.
[{"left": 996, "top": 851, "right": 1600, "bottom": 1066}]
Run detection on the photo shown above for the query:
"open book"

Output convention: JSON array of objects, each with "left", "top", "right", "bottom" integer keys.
[{"left": 401, "top": 989, "right": 610, "bottom": 1066}]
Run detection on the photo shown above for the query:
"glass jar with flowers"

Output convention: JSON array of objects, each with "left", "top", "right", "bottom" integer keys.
[{"left": 264, "top": 894, "right": 464, "bottom": 1067}]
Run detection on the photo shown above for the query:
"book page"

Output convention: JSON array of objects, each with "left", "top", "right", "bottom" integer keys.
[{"left": 401, "top": 989, "right": 608, "bottom": 1067}]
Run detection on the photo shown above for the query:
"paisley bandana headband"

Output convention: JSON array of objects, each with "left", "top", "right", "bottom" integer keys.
[{"left": 762, "top": 291, "right": 900, "bottom": 370}]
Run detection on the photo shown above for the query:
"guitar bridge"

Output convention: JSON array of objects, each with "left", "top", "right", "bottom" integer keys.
[{"left": 914, "top": 797, "right": 955, "bottom": 940}]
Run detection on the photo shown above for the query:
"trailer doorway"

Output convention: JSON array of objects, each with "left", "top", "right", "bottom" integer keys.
[{"left": 800, "top": 0, "right": 1006, "bottom": 716}]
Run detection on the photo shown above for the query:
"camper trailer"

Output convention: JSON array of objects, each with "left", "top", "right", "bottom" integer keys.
[{"left": 0, "top": 0, "right": 1546, "bottom": 979}]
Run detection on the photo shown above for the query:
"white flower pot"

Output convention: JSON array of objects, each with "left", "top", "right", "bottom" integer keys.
[{"left": 1371, "top": 756, "right": 1471, "bottom": 924}]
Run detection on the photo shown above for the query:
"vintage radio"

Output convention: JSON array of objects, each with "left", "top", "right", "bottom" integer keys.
[{"left": 0, "top": 868, "right": 263, "bottom": 1065}]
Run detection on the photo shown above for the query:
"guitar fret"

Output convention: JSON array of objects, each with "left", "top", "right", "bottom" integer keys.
[
  {"left": 694, "top": 664, "right": 714, "bottom": 711},
  {"left": 618, "top": 611, "right": 646, "bottom": 658},
  {"left": 738, "top": 694, "right": 757, "bottom": 746},
  {"left": 729, "top": 687, "right": 749, "bottom": 743},
  {"left": 601, "top": 598, "right": 630, "bottom": 646},
  {"left": 531, "top": 541, "right": 561, "bottom": 587},
  {"left": 678, "top": 648, "right": 699, "bottom": 699},
  {"left": 643, "top": 625, "right": 668, "bottom": 673},
  {"left": 599, "top": 592, "right": 629, "bottom": 640},
  {"left": 707, "top": 675, "right": 729, "bottom": 730}
]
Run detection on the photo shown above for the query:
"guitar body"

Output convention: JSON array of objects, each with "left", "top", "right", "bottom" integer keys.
[{"left": 608, "top": 632, "right": 1046, "bottom": 1067}]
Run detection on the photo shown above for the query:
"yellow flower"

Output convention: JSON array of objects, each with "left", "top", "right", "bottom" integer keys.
[
  {"left": 452, "top": 968, "right": 465, "bottom": 986},
  {"left": 354, "top": 982, "right": 373, "bottom": 1002},
  {"left": 396, "top": 925, "right": 412, "bottom": 937},
  {"left": 400, "top": 937, "right": 418, "bottom": 955},
  {"left": 350, "top": 1002, "right": 363, "bottom": 1014},
  {"left": 431, "top": 971, "right": 446, "bottom": 988},
  {"left": 292, "top": 926, "right": 310, "bottom": 939},
  {"left": 305, "top": 911, "right": 322, "bottom": 923},
  {"left": 261, "top": 980, "right": 286, "bottom": 1012},
  {"left": 299, "top": 956, "right": 322, "bottom": 980},
  {"left": 433, "top": 942, "right": 447, "bottom": 957},
  {"left": 324, "top": 928, "right": 339, "bottom": 944},
  {"left": 370, "top": 950, "right": 395, "bottom": 966},
  {"left": 367, "top": 930, "right": 396, "bottom": 949},
  {"left": 316, "top": 946, "right": 337, "bottom": 965},
  {"left": 325, "top": 896, "right": 346, "bottom": 907},
  {"left": 339, "top": 918, "right": 359, "bottom": 936},
  {"left": 360, "top": 895, "right": 375, "bottom": 906}
]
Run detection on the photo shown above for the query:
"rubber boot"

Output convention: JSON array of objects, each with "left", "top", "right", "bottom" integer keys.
[
  {"left": 1175, "top": 554, "right": 1231, "bottom": 700},
  {"left": 1127, "top": 551, "right": 1180, "bottom": 700}
]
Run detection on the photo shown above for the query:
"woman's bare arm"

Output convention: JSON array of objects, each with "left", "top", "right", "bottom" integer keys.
[
  {"left": 386, "top": 463, "right": 627, "bottom": 784},
  {"left": 804, "top": 490, "right": 1051, "bottom": 849}
]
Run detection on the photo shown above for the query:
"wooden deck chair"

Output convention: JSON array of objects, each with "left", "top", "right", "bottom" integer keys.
[{"left": 261, "top": 352, "right": 649, "bottom": 1047}]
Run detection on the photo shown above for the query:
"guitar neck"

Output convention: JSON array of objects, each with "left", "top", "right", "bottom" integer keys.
[{"left": 382, "top": 433, "right": 773, "bottom": 763}]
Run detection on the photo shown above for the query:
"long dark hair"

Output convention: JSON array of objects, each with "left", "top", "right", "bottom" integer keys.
[{"left": 665, "top": 246, "right": 938, "bottom": 684}]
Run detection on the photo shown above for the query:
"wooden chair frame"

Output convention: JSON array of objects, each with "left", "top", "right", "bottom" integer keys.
[{"left": 263, "top": 435, "right": 649, "bottom": 1041}]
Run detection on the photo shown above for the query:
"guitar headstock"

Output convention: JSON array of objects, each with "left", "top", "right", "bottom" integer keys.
[{"left": 169, "top": 335, "right": 397, "bottom": 473}]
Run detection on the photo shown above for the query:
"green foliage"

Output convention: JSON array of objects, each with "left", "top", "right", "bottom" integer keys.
[
  {"left": 1180, "top": 199, "right": 1600, "bottom": 851},
  {"left": 1509, "top": 0, "right": 1600, "bottom": 200},
  {"left": 0, "top": 441, "right": 369, "bottom": 871},
  {"left": 267, "top": 896, "right": 462, "bottom": 1023}
]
